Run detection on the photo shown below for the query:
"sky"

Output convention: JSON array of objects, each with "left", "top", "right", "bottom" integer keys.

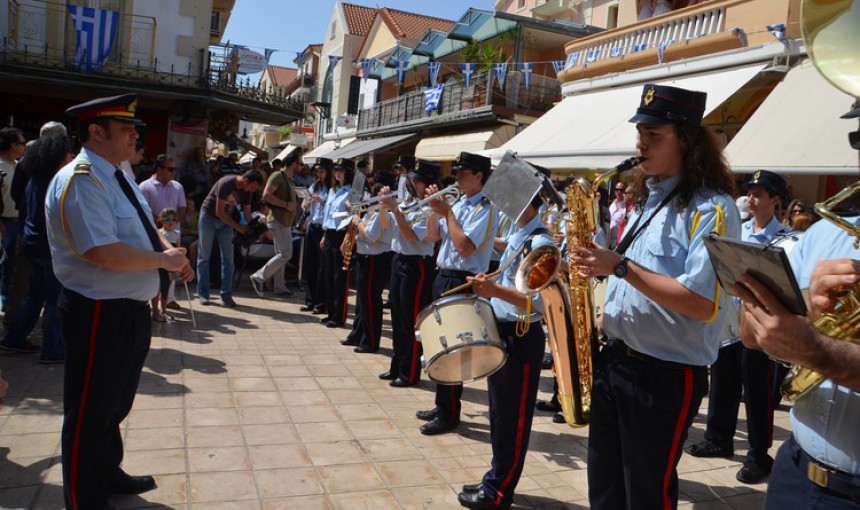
[{"left": 222, "top": 0, "right": 495, "bottom": 71}]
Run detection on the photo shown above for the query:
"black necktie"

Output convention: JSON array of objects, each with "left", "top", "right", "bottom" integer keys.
[{"left": 114, "top": 169, "right": 170, "bottom": 294}]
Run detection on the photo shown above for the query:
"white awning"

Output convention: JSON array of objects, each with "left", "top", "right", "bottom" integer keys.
[
  {"left": 725, "top": 60, "right": 857, "bottom": 175},
  {"left": 486, "top": 62, "right": 768, "bottom": 169},
  {"left": 415, "top": 126, "right": 517, "bottom": 161},
  {"left": 325, "top": 133, "right": 417, "bottom": 161},
  {"left": 303, "top": 139, "right": 354, "bottom": 161},
  {"left": 274, "top": 144, "right": 300, "bottom": 162}
]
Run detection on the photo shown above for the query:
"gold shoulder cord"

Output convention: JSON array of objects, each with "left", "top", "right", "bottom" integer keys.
[
  {"left": 60, "top": 162, "right": 106, "bottom": 260},
  {"left": 516, "top": 294, "right": 533, "bottom": 337}
]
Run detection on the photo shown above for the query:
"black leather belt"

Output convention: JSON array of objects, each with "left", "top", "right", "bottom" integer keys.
[
  {"left": 606, "top": 339, "right": 693, "bottom": 370},
  {"left": 397, "top": 254, "right": 432, "bottom": 260},
  {"left": 438, "top": 269, "right": 474, "bottom": 279},
  {"left": 790, "top": 436, "right": 860, "bottom": 501}
]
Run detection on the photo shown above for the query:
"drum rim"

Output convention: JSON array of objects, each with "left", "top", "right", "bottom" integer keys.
[
  {"left": 424, "top": 340, "right": 507, "bottom": 384},
  {"left": 415, "top": 293, "right": 493, "bottom": 324}
]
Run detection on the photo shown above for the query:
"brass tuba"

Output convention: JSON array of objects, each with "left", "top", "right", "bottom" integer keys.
[
  {"left": 780, "top": 0, "right": 860, "bottom": 401},
  {"left": 517, "top": 157, "right": 642, "bottom": 426}
]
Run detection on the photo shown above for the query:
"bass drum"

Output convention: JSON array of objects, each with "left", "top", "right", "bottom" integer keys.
[{"left": 416, "top": 294, "right": 506, "bottom": 384}]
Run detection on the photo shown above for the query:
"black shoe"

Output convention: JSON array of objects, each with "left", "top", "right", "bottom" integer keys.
[
  {"left": 319, "top": 316, "right": 331, "bottom": 324},
  {"left": 311, "top": 307, "right": 325, "bottom": 315},
  {"left": 457, "top": 488, "right": 506, "bottom": 509},
  {"left": 541, "top": 354, "right": 553, "bottom": 370},
  {"left": 378, "top": 371, "right": 397, "bottom": 380},
  {"left": 685, "top": 440, "right": 733, "bottom": 459},
  {"left": 383, "top": 300, "right": 392, "bottom": 309},
  {"left": 0, "top": 341, "right": 40, "bottom": 354},
  {"left": 326, "top": 321, "right": 344, "bottom": 328},
  {"left": 462, "top": 482, "right": 482, "bottom": 494},
  {"left": 415, "top": 408, "right": 438, "bottom": 421},
  {"left": 420, "top": 416, "right": 459, "bottom": 436},
  {"left": 340, "top": 338, "right": 359, "bottom": 346},
  {"left": 389, "top": 377, "right": 413, "bottom": 388},
  {"left": 552, "top": 413, "right": 566, "bottom": 424},
  {"left": 353, "top": 346, "right": 377, "bottom": 353},
  {"left": 736, "top": 461, "right": 772, "bottom": 484},
  {"left": 535, "top": 400, "right": 561, "bottom": 413},
  {"left": 110, "top": 470, "right": 157, "bottom": 495},
  {"left": 300, "top": 305, "right": 314, "bottom": 312}
]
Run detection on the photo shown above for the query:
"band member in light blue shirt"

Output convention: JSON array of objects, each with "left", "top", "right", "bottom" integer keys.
[
  {"left": 300, "top": 158, "right": 333, "bottom": 313},
  {"left": 319, "top": 158, "right": 354, "bottom": 327}
]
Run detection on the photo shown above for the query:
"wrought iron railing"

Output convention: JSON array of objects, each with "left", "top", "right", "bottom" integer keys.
[{"left": 357, "top": 72, "right": 561, "bottom": 132}]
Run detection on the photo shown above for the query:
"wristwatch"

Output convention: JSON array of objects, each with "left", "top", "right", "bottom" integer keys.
[{"left": 613, "top": 257, "right": 630, "bottom": 279}]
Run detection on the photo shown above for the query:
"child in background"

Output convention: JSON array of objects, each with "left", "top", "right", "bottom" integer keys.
[{"left": 153, "top": 208, "right": 181, "bottom": 321}]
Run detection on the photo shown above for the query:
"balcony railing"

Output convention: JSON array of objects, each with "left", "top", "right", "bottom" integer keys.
[{"left": 357, "top": 72, "right": 561, "bottom": 133}]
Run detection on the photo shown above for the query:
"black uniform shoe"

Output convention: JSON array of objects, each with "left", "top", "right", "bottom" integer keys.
[
  {"left": 457, "top": 488, "right": 508, "bottom": 509},
  {"left": 736, "top": 461, "right": 772, "bottom": 484},
  {"left": 552, "top": 413, "right": 566, "bottom": 424},
  {"left": 685, "top": 440, "right": 734, "bottom": 458},
  {"left": 415, "top": 408, "right": 438, "bottom": 421},
  {"left": 389, "top": 377, "right": 413, "bottom": 388},
  {"left": 378, "top": 371, "right": 397, "bottom": 380},
  {"left": 462, "top": 482, "right": 483, "bottom": 494},
  {"left": 354, "top": 345, "right": 376, "bottom": 353},
  {"left": 541, "top": 354, "right": 553, "bottom": 370},
  {"left": 420, "top": 416, "right": 459, "bottom": 436},
  {"left": 340, "top": 338, "right": 359, "bottom": 346},
  {"left": 110, "top": 470, "right": 157, "bottom": 495},
  {"left": 319, "top": 316, "right": 331, "bottom": 324},
  {"left": 326, "top": 321, "right": 344, "bottom": 328},
  {"left": 300, "top": 305, "right": 314, "bottom": 312},
  {"left": 535, "top": 400, "right": 561, "bottom": 413},
  {"left": 311, "top": 307, "right": 325, "bottom": 315}
]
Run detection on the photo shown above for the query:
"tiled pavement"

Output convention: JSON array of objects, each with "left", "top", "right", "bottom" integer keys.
[{"left": 0, "top": 284, "right": 791, "bottom": 509}]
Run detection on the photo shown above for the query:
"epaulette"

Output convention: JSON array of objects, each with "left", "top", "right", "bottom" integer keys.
[{"left": 74, "top": 161, "right": 93, "bottom": 174}]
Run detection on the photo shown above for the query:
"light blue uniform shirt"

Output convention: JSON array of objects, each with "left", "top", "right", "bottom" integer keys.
[
  {"left": 356, "top": 210, "right": 393, "bottom": 256},
  {"left": 45, "top": 148, "right": 160, "bottom": 301},
  {"left": 308, "top": 183, "right": 328, "bottom": 225},
  {"left": 322, "top": 185, "right": 352, "bottom": 231},
  {"left": 788, "top": 215, "right": 860, "bottom": 475},
  {"left": 602, "top": 175, "right": 742, "bottom": 366},
  {"left": 437, "top": 192, "right": 496, "bottom": 274},
  {"left": 389, "top": 199, "right": 434, "bottom": 256},
  {"left": 491, "top": 211, "right": 515, "bottom": 262},
  {"left": 741, "top": 216, "right": 787, "bottom": 244},
  {"left": 492, "top": 214, "right": 552, "bottom": 323}
]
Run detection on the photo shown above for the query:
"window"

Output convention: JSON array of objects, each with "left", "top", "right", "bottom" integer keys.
[
  {"left": 330, "top": 20, "right": 336, "bottom": 40},
  {"left": 607, "top": 4, "right": 619, "bottom": 29},
  {"left": 210, "top": 11, "right": 221, "bottom": 37},
  {"left": 517, "top": 0, "right": 526, "bottom": 9}
]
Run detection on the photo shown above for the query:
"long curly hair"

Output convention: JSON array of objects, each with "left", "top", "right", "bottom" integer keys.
[{"left": 631, "top": 123, "right": 736, "bottom": 211}]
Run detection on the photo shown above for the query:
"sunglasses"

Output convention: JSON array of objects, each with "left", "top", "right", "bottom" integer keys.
[
  {"left": 789, "top": 209, "right": 803, "bottom": 215},
  {"left": 162, "top": 217, "right": 177, "bottom": 222},
  {"left": 615, "top": 188, "right": 625, "bottom": 192},
  {"left": 850, "top": 130, "right": 860, "bottom": 151}
]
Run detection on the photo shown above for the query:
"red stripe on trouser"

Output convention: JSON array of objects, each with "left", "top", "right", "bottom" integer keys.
[
  {"left": 367, "top": 258, "right": 376, "bottom": 349},
  {"left": 408, "top": 259, "right": 426, "bottom": 382},
  {"left": 495, "top": 362, "right": 532, "bottom": 505},
  {"left": 341, "top": 265, "right": 351, "bottom": 322},
  {"left": 765, "top": 360, "right": 775, "bottom": 445},
  {"left": 662, "top": 367, "right": 693, "bottom": 510},
  {"left": 69, "top": 301, "right": 103, "bottom": 510}
]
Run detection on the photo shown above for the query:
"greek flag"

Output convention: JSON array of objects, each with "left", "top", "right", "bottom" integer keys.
[
  {"left": 565, "top": 52, "right": 580, "bottom": 70},
  {"left": 461, "top": 63, "right": 476, "bottom": 88},
  {"left": 585, "top": 50, "right": 599, "bottom": 64},
  {"left": 610, "top": 47, "right": 623, "bottom": 58},
  {"left": 360, "top": 58, "right": 379, "bottom": 82},
  {"left": 766, "top": 23, "right": 786, "bottom": 42},
  {"left": 424, "top": 84, "right": 444, "bottom": 113},
  {"left": 633, "top": 42, "right": 648, "bottom": 53},
  {"left": 295, "top": 51, "right": 306, "bottom": 67},
  {"left": 67, "top": 5, "right": 119, "bottom": 73},
  {"left": 428, "top": 61, "right": 442, "bottom": 87},
  {"left": 264, "top": 49, "right": 276, "bottom": 63},
  {"left": 494, "top": 63, "right": 508, "bottom": 91},
  {"left": 328, "top": 55, "right": 343, "bottom": 76},
  {"left": 520, "top": 62, "right": 533, "bottom": 89},
  {"left": 657, "top": 40, "right": 674, "bottom": 65},
  {"left": 395, "top": 60, "right": 410, "bottom": 84},
  {"left": 551, "top": 60, "right": 565, "bottom": 75}
]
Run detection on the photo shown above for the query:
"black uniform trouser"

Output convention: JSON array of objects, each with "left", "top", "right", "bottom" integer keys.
[
  {"left": 60, "top": 289, "right": 152, "bottom": 510},
  {"left": 704, "top": 341, "right": 778, "bottom": 465},
  {"left": 588, "top": 340, "right": 707, "bottom": 510},
  {"left": 481, "top": 322, "right": 546, "bottom": 508},
  {"left": 346, "top": 251, "right": 393, "bottom": 351},
  {"left": 322, "top": 229, "right": 350, "bottom": 324},
  {"left": 389, "top": 254, "right": 434, "bottom": 384},
  {"left": 303, "top": 223, "right": 325, "bottom": 308},
  {"left": 429, "top": 270, "right": 474, "bottom": 424}
]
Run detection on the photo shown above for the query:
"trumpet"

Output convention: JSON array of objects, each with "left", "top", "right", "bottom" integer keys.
[
  {"left": 350, "top": 192, "right": 398, "bottom": 213},
  {"left": 400, "top": 184, "right": 463, "bottom": 215}
]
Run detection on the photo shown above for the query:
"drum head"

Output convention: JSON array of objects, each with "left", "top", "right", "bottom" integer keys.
[{"left": 426, "top": 342, "right": 507, "bottom": 384}]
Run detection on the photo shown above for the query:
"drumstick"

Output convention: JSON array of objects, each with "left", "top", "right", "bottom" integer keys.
[{"left": 441, "top": 269, "right": 502, "bottom": 297}]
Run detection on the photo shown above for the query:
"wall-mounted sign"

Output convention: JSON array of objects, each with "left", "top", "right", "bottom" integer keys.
[{"left": 235, "top": 48, "right": 266, "bottom": 74}]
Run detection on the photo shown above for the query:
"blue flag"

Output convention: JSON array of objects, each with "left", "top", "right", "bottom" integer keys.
[
  {"left": 610, "top": 47, "right": 622, "bottom": 58},
  {"left": 360, "top": 58, "right": 379, "bottom": 82},
  {"left": 428, "top": 61, "right": 442, "bottom": 87},
  {"left": 520, "top": 62, "right": 533, "bottom": 90},
  {"left": 658, "top": 40, "right": 674, "bottom": 65},
  {"left": 264, "top": 49, "right": 276, "bottom": 63},
  {"left": 296, "top": 51, "right": 307, "bottom": 67},
  {"left": 494, "top": 63, "right": 508, "bottom": 91},
  {"left": 328, "top": 55, "right": 343, "bottom": 76},
  {"left": 67, "top": 5, "right": 119, "bottom": 73},
  {"left": 565, "top": 52, "right": 580, "bottom": 70},
  {"left": 461, "top": 63, "right": 476, "bottom": 88},
  {"left": 766, "top": 23, "right": 786, "bottom": 42},
  {"left": 585, "top": 50, "right": 599, "bottom": 64},
  {"left": 551, "top": 61, "right": 565, "bottom": 75},
  {"left": 424, "top": 84, "right": 444, "bottom": 113},
  {"left": 395, "top": 60, "right": 410, "bottom": 84}
]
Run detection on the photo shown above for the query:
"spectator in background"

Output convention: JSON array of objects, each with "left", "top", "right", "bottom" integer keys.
[
  {"left": 608, "top": 181, "right": 627, "bottom": 248},
  {"left": 293, "top": 163, "right": 314, "bottom": 188},
  {"left": 139, "top": 154, "right": 187, "bottom": 225},
  {"left": 791, "top": 211, "right": 817, "bottom": 232},
  {"left": 120, "top": 139, "right": 144, "bottom": 179},
  {"left": 0, "top": 127, "right": 26, "bottom": 313},
  {"left": 784, "top": 199, "right": 807, "bottom": 226}
]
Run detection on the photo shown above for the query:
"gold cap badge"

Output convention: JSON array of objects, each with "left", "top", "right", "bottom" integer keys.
[{"left": 643, "top": 86, "right": 656, "bottom": 106}]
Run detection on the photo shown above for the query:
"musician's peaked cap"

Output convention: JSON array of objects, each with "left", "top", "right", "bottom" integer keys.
[
  {"left": 313, "top": 157, "right": 333, "bottom": 169},
  {"left": 394, "top": 155, "right": 416, "bottom": 170},
  {"left": 629, "top": 84, "right": 707, "bottom": 126},
  {"left": 745, "top": 170, "right": 787, "bottom": 198},
  {"left": 333, "top": 158, "right": 355, "bottom": 172},
  {"left": 374, "top": 169, "right": 398, "bottom": 189},
  {"left": 410, "top": 160, "right": 441, "bottom": 184},
  {"left": 452, "top": 152, "right": 491, "bottom": 174},
  {"left": 842, "top": 99, "right": 860, "bottom": 119},
  {"left": 66, "top": 93, "right": 145, "bottom": 126}
]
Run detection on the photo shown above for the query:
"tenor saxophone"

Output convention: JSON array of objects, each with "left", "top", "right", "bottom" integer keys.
[
  {"left": 341, "top": 216, "right": 358, "bottom": 271},
  {"left": 532, "top": 157, "right": 642, "bottom": 426}
]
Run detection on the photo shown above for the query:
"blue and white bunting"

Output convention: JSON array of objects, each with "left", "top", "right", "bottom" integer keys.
[
  {"left": 551, "top": 60, "right": 565, "bottom": 75},
  {"left": 461, "top": 63, "right": 476, "bottom": 88},
  {"left": 633, "top": 42, "right": 647, "bottom": 53},
  {"left": 585, "top": 50, "right": 599, "bottom": 64},
  {"left": 360, "top": 58, "right": 379, "bottom": 82},
  {"left": 395, "top": 60, "right": 410, "bottom": 84},
  {"left": 67, "top": 5, "right": 119, "bottom": 73},
  {"left": 610, "top": 47, "right": 623, "bottom": 58},
  {"left": 264, "top": 48, "right": 276, "bottom": 63},
  {"left": 565, "top": 52, "right": 580, "bottom": 70},
  {"left": 327, "top": 55, "right": 343, "bottom": 76},
  {"left": 424, "top": 83, "right": 444, "bottom": 113},
  {"left": 520, "top": 62, "right": 533, "bottom": 90},
  {"left": 766, "top": 23, "right": 786, "bottom": 42},
  {"left": 493, "top": 63, "right": 508, "bottom": 91},
  {"left": 295, "top": 51, "right": 306, "bottom": 67},
  {"left": 657, "top": 40, "right": 674, "bottom": 65},
  {"left": 428, "top": 61, "right": 442, "bottom": 87}
]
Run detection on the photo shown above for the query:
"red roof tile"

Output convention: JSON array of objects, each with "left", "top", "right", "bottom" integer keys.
[
  {"left": 342, "top": 3, "right": 378, "bottom": 36},
  {"left": 377, "top": 7, "right": 454, "bottom": 40},
  {"left": 264, "top": 65, "right": 297, "bottom": 87}
]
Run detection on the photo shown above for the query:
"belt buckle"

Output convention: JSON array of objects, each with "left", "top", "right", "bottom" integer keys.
[{"left": 808, "top": 461, "right": 831, "bottom": 488}]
